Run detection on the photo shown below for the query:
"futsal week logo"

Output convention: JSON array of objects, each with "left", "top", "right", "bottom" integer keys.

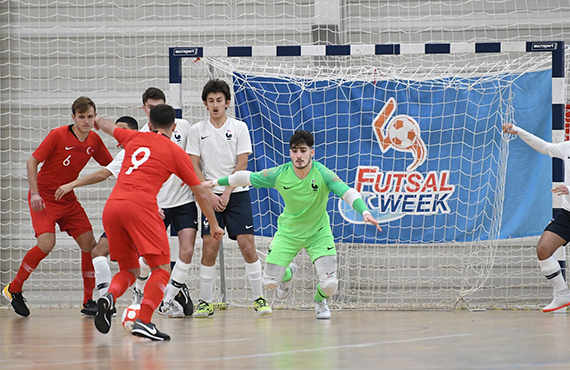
[{"left": 339, "top": 97, "right": 456, "bottom": 224}]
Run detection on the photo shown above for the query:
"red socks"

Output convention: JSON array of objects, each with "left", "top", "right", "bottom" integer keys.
[
  {"left": 138, "top": 268, "right": 170, "bottom": 323},
  {"left": 11, "top": 246, "right": 47, "bottom": 292},
  {"left": 108, "top": 270, "right": 137, "bottom": 301},
  {"left": 81, "top": 252, "right": 95, "bottom": 304}
]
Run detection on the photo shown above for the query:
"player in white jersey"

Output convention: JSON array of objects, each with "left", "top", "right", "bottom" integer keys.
[
  {"left": 135, "top": 87, "right": 196, "bottom": 318},
  {"left": 503, "top": 123, "right": 570, "bottom": 312},
  {"left": 188, "top": 79, "right": 272, "bottom": 317},
  {"left": 54, "top": 116, "right": 139, "bottom": 316}
]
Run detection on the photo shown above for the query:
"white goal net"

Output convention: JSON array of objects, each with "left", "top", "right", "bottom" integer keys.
[{"left": 175, "top": 49, "right": 555, "bottom": 310}]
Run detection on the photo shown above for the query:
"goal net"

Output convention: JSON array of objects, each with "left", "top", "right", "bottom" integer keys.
[{"left": 175, "top": 45, "right": 557, "bottom": 310}]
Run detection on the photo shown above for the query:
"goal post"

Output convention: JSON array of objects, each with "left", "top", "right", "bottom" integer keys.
[{"left": 169, "top": 41, "right": 565, "bottom": 310}]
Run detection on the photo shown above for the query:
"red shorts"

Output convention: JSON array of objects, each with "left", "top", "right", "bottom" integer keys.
[
  {"left": 29, "top": 194, "right": 92, "bottom": 239},
  {"left": 102, "top": 199, "right": 170, "bottom": 270}
]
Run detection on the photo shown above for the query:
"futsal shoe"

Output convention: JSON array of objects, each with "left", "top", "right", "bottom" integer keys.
[
  {"left": 80, "top": 299, "right": 98, "bottom": 316},
  {"left": 132, "top": 319, "right": 171, "bottom": 341},
  {"left": 193, "top": 299, "right": 214, "bottom": 318},
  {"left": 277, "top": 263, "right": 298, "bottom": 299},
  {"left": 131, "top": 287, "right": 143, "bottom": 305},
  {"left": 314, "top": 299, "right": 331, "bottom": 320},
  {"left": 158, "top": 300, "right": 185, "bottom": 318},
  {"left": 94, "top": 292, "right": 114, "bottom": 334},
  {"left": 2, "top": 284, "right": 30, "bottom": 317},
  {"left": 174, "top": 283, "right": 194, "bottom": 316},
  {"left": 543, "top": 291, "right": 570, "bottom": 312},
  {"left": 253, "top": 296, "right": 273, "bottom": 316}
]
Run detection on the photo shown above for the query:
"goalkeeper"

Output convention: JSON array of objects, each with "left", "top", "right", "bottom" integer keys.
[{"left": 202, "top": 129, "right": 382, "bottom": 319}]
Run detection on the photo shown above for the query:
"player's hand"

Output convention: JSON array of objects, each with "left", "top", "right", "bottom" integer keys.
[
  {"left": 552, "top": 184, "right": 570, "bottom": 196},
  {"left": 93, "top": 117, "right": 101, "bottom": 130},
  {"left": 158, "top": 207, "right": 165, "bottom": 219},
  {"left": 30, "top": 193, "right": 46, "bottom": 212},
  {"left": 209, "top": 192, "right": 226, "bottom": 212},
  {"left": 202, "top": 180, "right": 215, "bottom": 188},
  {"left": 502, "top": 123, "right": 518, "bottom": 135},
  {"left": 363, "top": 213, "right": 382, "bottom": 232},
  {"left": 210, "top": 225, "right": 225, "bottom": 241},
  {"left": 54, "top": 183, "right": 73, "bottom": 200}
]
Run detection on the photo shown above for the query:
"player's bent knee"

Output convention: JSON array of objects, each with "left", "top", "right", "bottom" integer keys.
[
  {"left": 262, "top": 263, "right": 286, "bottom": 290},
  {"left": 319, "top": 276, "right": 338, "bottom": 296}
]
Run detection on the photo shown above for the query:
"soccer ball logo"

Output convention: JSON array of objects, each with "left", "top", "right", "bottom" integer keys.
[
  {"left": 373, "top": 97, "right": 427, "bottom": 171},
  {"left": 387, "top": 115, "right": 420, "bottom": 150},
  {"left": 121, "top": 304, "right": 140, "bottom": 333}
]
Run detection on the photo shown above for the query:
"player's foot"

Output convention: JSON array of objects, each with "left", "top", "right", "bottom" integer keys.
[
  {"left": 253, "top": 296, "right": 273, "bottom": 316},
  {"left": 314, "top": 299, "right": 331, "bottom": 320},
  {"left": 543, "top": 291, "right": 570, "bottom": 312},
  {"left": 132, "top": 319, "right": 171, "bottom": 341},
  {"left": 193, "top": 299, "right": 214, "bottom": 318},
  {"left": 94, "top": 292, "right": 114, "bottom": 334},
  {"left": 2, "top": 284, "right": 30, "bottom": 317},
  {"left": 174, "top": 283, "right": 194, "bottom": 316},
  {"left": 158, "top": 299, "right": 185, "bottom": 318},
  {"left": 131, "top": 287, "right": 143, "bottom": 305},
  {"left": 277, "top": 263, "right": 298, "bottom": 299},
  {"left": 80, "top": 299, "right": 98, "bottom": 316}
]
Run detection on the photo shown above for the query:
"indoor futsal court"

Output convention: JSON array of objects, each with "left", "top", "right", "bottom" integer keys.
[{"left": 3, "top": 1, "right": 570, "bottom": 369}]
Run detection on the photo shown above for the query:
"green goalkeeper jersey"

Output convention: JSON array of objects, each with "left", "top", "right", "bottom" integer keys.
[{"left": 249, "top": 161, "right": 352, "bottom": 240}]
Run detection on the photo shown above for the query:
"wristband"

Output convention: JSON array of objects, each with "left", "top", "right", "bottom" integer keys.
[{"left": 362, "top": 211, "right": 371, "bottom": 217}]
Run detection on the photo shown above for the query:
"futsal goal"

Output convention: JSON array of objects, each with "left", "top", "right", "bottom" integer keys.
[{"left": 169, "top": 41, "right": 566, "bottom": 311}]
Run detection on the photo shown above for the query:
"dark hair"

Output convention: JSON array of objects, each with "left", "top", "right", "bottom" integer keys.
[
  {"left": 290, "top": 130, "right": 314, "bottom": 148},
  {"left": 115, "top": 116, "right": 139, "bottom": 130},
  {"left": 142, "top": 87, "right": 166, "bottom": 105},
  {"left": 201, "top": 79, "right": 231, "bottom": 102},
  {"left": 72, "top": 96, "right": 96, "bottom": 115},
  {"left": 149, "top": 104, "right": 176, "bottom": 129}
]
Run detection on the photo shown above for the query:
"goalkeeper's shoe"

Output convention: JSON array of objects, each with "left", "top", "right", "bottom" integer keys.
[
  {"left": 543, "top": 291, "right": 570, "bottom": 312},
  {"left": 314, "top": 299, "right": 331, "bottom": 320},
  {"left": 277, "top": 263, "right": 298, "bottom": 299},
  {"left": 253, "top": 296, "right": 273, "bottom": 316},
  {"left": 2, "top": 284, "right": 30, "bottom": 317},
  {"left": 193, "top": 299, "right": 214, "bottom": 318},
  {"left": 174, "top": 283, "right": 194, "bottom": 316},
  {"left": 132, "top": 319, "right": 170, "bottom": 341}
]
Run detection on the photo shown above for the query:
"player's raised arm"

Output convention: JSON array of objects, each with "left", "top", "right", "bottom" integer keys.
[
  {"left": 94, "top": 116, "right": 118, "bottom": 136},
  {"left": 54, "top": 168, "right": 113, "bottom": 200},
  {"left": 202, "top": 171, "right": 253, "bottom": 189}
]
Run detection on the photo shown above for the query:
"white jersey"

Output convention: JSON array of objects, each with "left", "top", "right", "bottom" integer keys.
[
  {"left": 188, "top": 117, "right": 252, "bottom": 194},
  {"left": 516, "top": 126, "right": 570, "bottom": 212},
  {"left": 140, "top": 118, "right": 195, "bottom": 208},
  {"left": 105, "top": 149, "right": 125, "bottom": 178}
]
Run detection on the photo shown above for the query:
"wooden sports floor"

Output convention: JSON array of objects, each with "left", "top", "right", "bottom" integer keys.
[{"left": 1, "top": 306, "right": 570, "bottom": 370}]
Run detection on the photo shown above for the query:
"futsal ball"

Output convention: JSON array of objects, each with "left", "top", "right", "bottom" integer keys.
[
  {"left": 387, "top": 115, "right": 420, "bottom": 150},
  {"left": 121, "top": 304, "right": 140, "bottom": 333}
]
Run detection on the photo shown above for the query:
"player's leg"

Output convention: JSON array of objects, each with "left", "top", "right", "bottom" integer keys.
[
  {"left": 91, "top": 233, "right": 111, "bottom": 297},
  {"left": 132, "top": 256, "right": 150, "bottom": 304},
  {"left": 160, "top": 203, "right": 197, "bottom": 318},
  {"left": 2, "top": 232, "right": 54, "bottom": 317},
  {"left": 263, "top": 232, "right": 302, "bottom": 299},
  {"left": 74, "top": 230, "right": 98, "bottom": 315},
  {"left": 306, "top": 231, "right": 337, "bottom": 319},
  {"left": 312, "top": 255, "right": 338, "bottom": 320},
  {"left": 537, "top": 212, "right": 570, "bottom": 312},
  {"left": 194, "top": 212, "right": 223, "bottom": 318},
  {"left": 226, "top": 191, "right": 271, "bottom": 316}
]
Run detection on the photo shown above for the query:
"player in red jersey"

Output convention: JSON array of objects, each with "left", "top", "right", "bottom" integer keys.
[
  {"left": 93, "top": 104, "right": 224, "bottom": 341},
  {"left": 2, "top": 96, "right": 113, "bottom": 317}
]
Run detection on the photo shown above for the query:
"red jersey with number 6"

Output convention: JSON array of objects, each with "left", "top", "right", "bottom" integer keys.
[
  {"left": 108, "top": 128, "right": 201, "bottom": 207},
  {"left": 32, "top": 125, "right": 112, "bottom": 202}
]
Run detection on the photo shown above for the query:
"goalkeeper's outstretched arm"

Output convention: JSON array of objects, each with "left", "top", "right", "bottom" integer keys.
[
  {"left": 202, "top": 171, "right": 253, "bottom": 188},
  {"left": 341, "top": 188, "right": 383, "bottom": 232}
]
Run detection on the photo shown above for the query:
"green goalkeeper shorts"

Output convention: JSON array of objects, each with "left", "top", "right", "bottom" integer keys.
[{"left": 265, "top": 226, "right": 336, "bottom": 267}]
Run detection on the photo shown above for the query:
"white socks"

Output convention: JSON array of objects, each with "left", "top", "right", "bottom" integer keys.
[
  {"left": 539, "top": 255, "right": 569, "bottom": 294},
  {"left": 199, "top": 264, "right": 217, "bottom": 303},
  {"left": 135, "top": 256, "right": 150, "bottom": 292},
  {"left": 92, "top": 256, "right": 111, "bottom": 296},
  {"left": 245, "top": 259, "right": 263, "bottom": 298},
  {"left": 164, "top": 258, "right": 191, "bottom": 302}
]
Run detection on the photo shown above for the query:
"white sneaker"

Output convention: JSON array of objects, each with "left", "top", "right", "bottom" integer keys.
[
  {"left": 314, "top": 299, "right": 331, "bottom": 320},
  {"left": 132, "top": 287, "right": 143, "bottom": 306},
  {"left": 543, "top": 291, "right": 570, "bottom": 312},
  {"left": 277, "top": 263, "right": 298, "bottom": 299},
  {"left": 158, "top": 300, "right": 185, "bottom": 318}
]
